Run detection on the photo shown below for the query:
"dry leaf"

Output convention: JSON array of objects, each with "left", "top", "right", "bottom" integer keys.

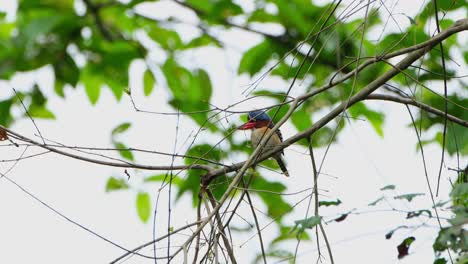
[{"left": 0, "top": 128, "right": 7, "bottom": 141}]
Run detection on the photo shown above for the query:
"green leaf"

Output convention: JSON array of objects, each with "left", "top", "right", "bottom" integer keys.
[
  {"left": 185, "top": 144, "right": 224, "bottom": 165},
  {"left": 81, "top": 66, "right": 102, "bottom": 105},
  {"left": 107, "top": 81, "right": 125, "bottom": 101},
  {"left": 406, "top": 209, "right": 432, "bottom": 219},
  {"left": 267, "top": 105, "right": 290, "bottom": 124},
  {"left": 28, "top": 104, "right": 55, "bottom": 119},
  {"left": 80, "top": 41, "right": 137, "bottom": 102},
  {"left": 319, "top": 199, "right": 341, "bottom": 207},
  {"left": 385, "top": 225, "right": 411, "bottom": 239},
  {"left": 105, "top": 177, "right": 129, "bottom": 192},
  {"left": 136, "top": 192, "right": 151, "bottom": 223},
  {"left": 144, "top": 174, "right": 168, "bottom": 182},
  {"left": 209, "top": 175, "right": 230, "bottom": 200},
  {"left": 272, "top": 225, "right": 310, "bottom": 244},
  {"left": 394, "top": 193, "right": 424, "bottom": 202},
  {"left": 212, "top": 1, "right": 243, "bottom": 19},
  {"left": 275, "top": 0, "right": 313, "bottom": 36},
  {"left": 397, "top": 236, "right": 416, "bottom": 259},
  {"left": 143, "top": 69, "right": 155, "bottom": 96},
  {"left": 144, "top": 174, "right": 183, "bottom": 186},
  {"left": 251, "top": 176, "right": 292, "bottom": 221},
  {"left": 293, "top": 216, "right": 321, "bottom": 234},
  {"left": 451, "top": 183, "right": 468, "bottom": 199},
  {"left": 54, "top": 54, "right": 79, "bottom": 87},
  {"left": 27, "top": 86, "right": 55, "bottom": 119},
  {"left": 349, "top": 102, "right": 384, "bottom": 137},
  {"left": 334, "top": 214, "right": 348, "bottom": 222},
  {"left": 291, "top": 107, "right": 313, "bottom": 131},
  {"left": 114, "top": 142, "right": 134, "bottom": 161},
  {"left": 248, "top": 9, "right": 280, "bottom": 23},
  {"left": 176, "top": 169, "right": 202, "bottom": 207},
  {"left": 252, "top": 90, "right": 289, "bottom": 101},
  {"left": 112, "top": 122, "right": 131, "bottom": 136},
  {"left": 186, "top": 0, "right": 212, "bottom": 13},
  {"left": 238, "top": 40, "right": 273, "bottom": 76},
  {"left": 147, "top": 26, "right": 182, "bottom": 50},
  {"left": 432, "top": 200, "right": 450, "bottom": 208},
  {"left": 54, "top": 80, "right": 65, "bottom": 98},
  {"left": 255, "top": 249, "right": 294, "bottom": 263},
  {"left": 368, "top": 196, "right": 384, "bottom": 206},
  {"left": 162, "top": 58, "right": 213, "bottom": 127},
  {"left": 18, "top": 10, "right": 67, "bottom": 48},
  {"left": 380, "top": 184, "right": 396, "bottom": 191},
  {"left": 184, "top": 34, "right": 221, "bottom": 49},
  {"left": 178, "top": 144, "right": 223, "bottom": 205},
  {"left": 100, "top": 5, "right": 140, "bottom": 34},
  {"left": 0, "top": 99, "right": 13, "bottom": 126},
  {"left": 311, "top": 126, "right": 336, "bottom": 147},
  {"left": 451, "top": 183, "right": 468, "bottom": 207},
  {"left": 30, "top": 85, "right": 46, "bottom": 106},
  {"left": 434, "top": 258, "right": 447, "bottom": 264}
]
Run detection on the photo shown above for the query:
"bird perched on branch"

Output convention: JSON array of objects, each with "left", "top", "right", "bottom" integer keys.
[{"left": 238, "top": 110, "right": 289, "bottom": 177}]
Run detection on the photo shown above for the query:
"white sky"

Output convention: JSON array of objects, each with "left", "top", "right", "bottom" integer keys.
[{"left": 0, "top": 0, "right": 466, "bottom": 263}]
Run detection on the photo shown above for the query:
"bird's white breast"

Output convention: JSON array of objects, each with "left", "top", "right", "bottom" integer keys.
[{"left": 251, "top": 127, "right": 278, "bottom": 150}]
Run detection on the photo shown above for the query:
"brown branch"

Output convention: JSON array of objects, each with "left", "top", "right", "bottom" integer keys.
[
  {"left": 206, "top": 190, "right": 237, "bottom": 264},
  {"left": 307, "top": 138, "right": 324, "bottom": 262},
  {"left": 308, "top": 139, "right": 334, "bottom": 263},
  {"left": 432, "top": 0, "right": 449, "bottom": 199},
  {"left": 109, "top": 220, "right": 203, "bottom": 263},
  {"left": 243, "top": 180, "right": 267, "bottom": 264},
  {"left": 191, "top": 196, "right": 202, "bottom": 264},
  {"left": 365, "top": 94, "right": 468, "bottom": 127},
  {"left": 1, "top": 125, "right": 213, "bottom": 172}
]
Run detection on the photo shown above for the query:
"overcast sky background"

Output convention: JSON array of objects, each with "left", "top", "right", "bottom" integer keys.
[{"left": 0, "top": 0, "right": 466, "bottom": 263}]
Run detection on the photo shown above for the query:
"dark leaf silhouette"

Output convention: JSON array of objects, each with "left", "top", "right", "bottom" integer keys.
[{"left": 397, "top": 236, "right": 416, "bottom": 259}]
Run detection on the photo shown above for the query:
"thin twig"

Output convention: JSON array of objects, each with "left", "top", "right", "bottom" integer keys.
[
  {"left": 1, "top": 126, "right": 212, "bottom": 172},
  {"left": 365, "top": 94, "right": 468, "bottom": 127},
  {"left": 406, "top": 105, "right": 453, "bottom": 264},
  {"left": 109, "top": 221, "right": 203, "bottom": 263},
  {"left": 242, "top": 179, "right": 267, "bottom": 264},
  {"left": 309, "top": 138, "right": 324, "bottom": 263},
  {"left": 433, "top": 0, "right": 449, "bottom": 198},
  {"left": 206, "top": 190, "right": 237, "bottom": 264},
  {"left": 2, "top": 174, "right": 155, "bottom": 260},
  {"left": 191, "top": 197, "right": 203, "bottom": 264}
]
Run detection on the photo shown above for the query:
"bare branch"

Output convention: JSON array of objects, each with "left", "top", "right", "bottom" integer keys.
[
  {"left": 242, "top": 179, "right": 267, "bottom": 264},
  {"left": 109, "top": 220, "right": 203, "bottom": 263},
  {"left": 1, "top": 126, "right": 213, "bottom": 172},
  {"left": 206, "top": 190, "right": 237, "bottom": 264},
  {"left": 365, "top": 94, "right": 468, "bottom": 127}
]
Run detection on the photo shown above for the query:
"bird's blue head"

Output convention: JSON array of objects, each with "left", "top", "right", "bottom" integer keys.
[
  {"left": 248, "top": 110, "right": 271, "bottom": 121},
  {"left": 239, "top": 110, "right": 271, "bottom": 130}
]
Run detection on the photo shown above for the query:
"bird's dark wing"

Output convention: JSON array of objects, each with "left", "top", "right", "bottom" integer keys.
[{"left": 269, "top": 122, "right": 284, "bottom": 155}]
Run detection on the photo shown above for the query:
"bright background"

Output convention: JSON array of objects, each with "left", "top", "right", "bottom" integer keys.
[{"left": 0, "top": 0, "right": 465, "bottom": 263}]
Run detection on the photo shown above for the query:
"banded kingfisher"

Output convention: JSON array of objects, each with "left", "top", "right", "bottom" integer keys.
[{"left": 238, "top": 110, "right": 289, "bottom": 177}]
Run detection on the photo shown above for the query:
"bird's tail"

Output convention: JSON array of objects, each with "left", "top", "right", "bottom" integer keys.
[{"left": 274, "top": 156, "right": 289, "bottom": 177}]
